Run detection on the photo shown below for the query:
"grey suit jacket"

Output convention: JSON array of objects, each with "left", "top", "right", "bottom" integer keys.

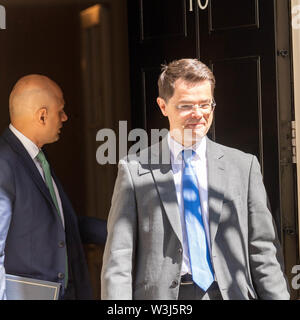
[{"left": 101, "top": 136, "right": 290, "bottom": 300}]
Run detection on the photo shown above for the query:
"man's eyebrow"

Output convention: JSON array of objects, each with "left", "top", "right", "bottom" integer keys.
[{"left": 178, "top": 99, "right": 211, "bottom": 104}]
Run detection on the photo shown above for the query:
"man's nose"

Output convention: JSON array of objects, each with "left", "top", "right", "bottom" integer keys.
[
  {"left": 191, "top": 107, "right": 204, "bottom": 118},
  {"left": 62, "top": 112, "right": 68, "bottom": 122}
]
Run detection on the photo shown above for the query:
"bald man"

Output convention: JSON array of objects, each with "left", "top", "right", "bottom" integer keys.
[{"left": 0, "top": 74, "right": 95, "bottom": 299}]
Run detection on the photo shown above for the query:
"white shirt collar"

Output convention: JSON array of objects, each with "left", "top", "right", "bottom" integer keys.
[
  {"left": 167, "top": 132, "right": 206, "bottom": 162},
  {"left": 9, "top": 124, "right": 40, "bottom": 160}
]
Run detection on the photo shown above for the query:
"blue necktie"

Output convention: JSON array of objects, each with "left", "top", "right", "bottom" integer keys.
[{"left": 182, "top": 149, "right": 214, "bottom": 291}]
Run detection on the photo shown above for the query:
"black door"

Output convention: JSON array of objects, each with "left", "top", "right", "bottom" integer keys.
[
  {"left": 128, "top": 0, "right": 199, "bottom": 133},
  {"left": 128, "top": 0, "right": 280, "bottom": 228}
]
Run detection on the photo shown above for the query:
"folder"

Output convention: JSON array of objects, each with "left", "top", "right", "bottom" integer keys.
[{"left": 5, "top": 274, "right": 61, "bottom": 300}]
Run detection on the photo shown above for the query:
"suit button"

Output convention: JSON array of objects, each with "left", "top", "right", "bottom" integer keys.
[
  {"left": 170, "top": 280, "right": 179, "bottom": 288},
  {"left": 58, "top": 241, "right": 65, "bottom": 248},
  {"left": 178, "top": 248, "right": 183, "bottom": 254},
  {"left": 58, "top": 272, "right": 65, "bottom": 280}
]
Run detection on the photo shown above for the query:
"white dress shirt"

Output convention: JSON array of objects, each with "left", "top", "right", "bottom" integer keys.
[
  {"left": 9, "top": 124, "right": 65, "bottom": 228},
  {"left": 168, "top": 133, "right": 213, "bottom": 276}
]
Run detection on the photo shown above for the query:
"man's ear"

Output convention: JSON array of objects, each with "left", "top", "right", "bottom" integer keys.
[
  {"left": 36, "top": 107, "right": 48, "bottom": 125},
  {"left": 157, "top": 97, "right": 168, "bottom": 117}
]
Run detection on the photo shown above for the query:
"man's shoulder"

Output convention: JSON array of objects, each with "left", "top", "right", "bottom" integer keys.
[
  {"left": 214, "top": 140, "right": 253, "bottom": 156},
  {"left": 0, "top": 131, "right": 22, "bottom": 175},
  {"left": 0, "top": 135, "right": 17, "bottom": 179},
  {"left": 0, "top": 131, "right": 16, "bottom": 158},
  {"left": 120, "top": 138, "right": 170, "bottom": 166},
  {"left": 208, "top": 139, "right": 255, "bottom": 166}
]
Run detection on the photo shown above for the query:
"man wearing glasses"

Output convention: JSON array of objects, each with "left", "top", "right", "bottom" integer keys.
[{"left": 101, "top": 59, "right": 290, "bottom": 300}]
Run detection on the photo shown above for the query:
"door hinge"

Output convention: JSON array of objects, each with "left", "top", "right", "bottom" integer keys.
[
  {"left": 277, "top": 49, "right": 289, "bottom": 58},
  {"left": 283, "top": 226, "right": 296, "bottom": 236},
  {"left": 292, "top": 120, "right": 297, "bottom": 164}
]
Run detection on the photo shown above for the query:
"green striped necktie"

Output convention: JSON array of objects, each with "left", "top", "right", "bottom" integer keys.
[{"left": 36, "top": 150, "right": 68, "bottom": 288}]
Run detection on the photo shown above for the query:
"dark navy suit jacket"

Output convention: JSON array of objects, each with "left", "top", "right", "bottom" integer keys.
[{"left": 0, "top": 128, "right": 95, "bottom": 299}]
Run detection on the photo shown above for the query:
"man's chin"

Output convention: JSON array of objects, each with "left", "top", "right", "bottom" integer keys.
[
  {"left": 185, "top": 127, "right": 206, "bottom": 139},
  {"left": 170, "top": 128, "right": 207, "bottom": 146},
  {"left": 52, "top": 135, "right": 60, "bottom": 143}
]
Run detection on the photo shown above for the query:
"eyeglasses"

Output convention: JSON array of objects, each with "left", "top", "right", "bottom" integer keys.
[{"left": 175, "top": 100, "right": 216, "bottom": 114}]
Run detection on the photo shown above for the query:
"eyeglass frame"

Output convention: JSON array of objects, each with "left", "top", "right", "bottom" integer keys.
[{"left": 175, "top": 99, "right": 216, "bottom": 113}]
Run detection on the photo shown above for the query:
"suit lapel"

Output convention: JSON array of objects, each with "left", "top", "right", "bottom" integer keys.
[
  {"left": 206, "top": 137, "right": 225, "bottom": 246},
  {"left": 3, "top": 128, "right": 58, "bottom": 212},
  {"left": 52, "top": 171, "right": 72, "bottom": 225},
  {"left": 148, "top": 137, "right": 183, "bottom": 245}
]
